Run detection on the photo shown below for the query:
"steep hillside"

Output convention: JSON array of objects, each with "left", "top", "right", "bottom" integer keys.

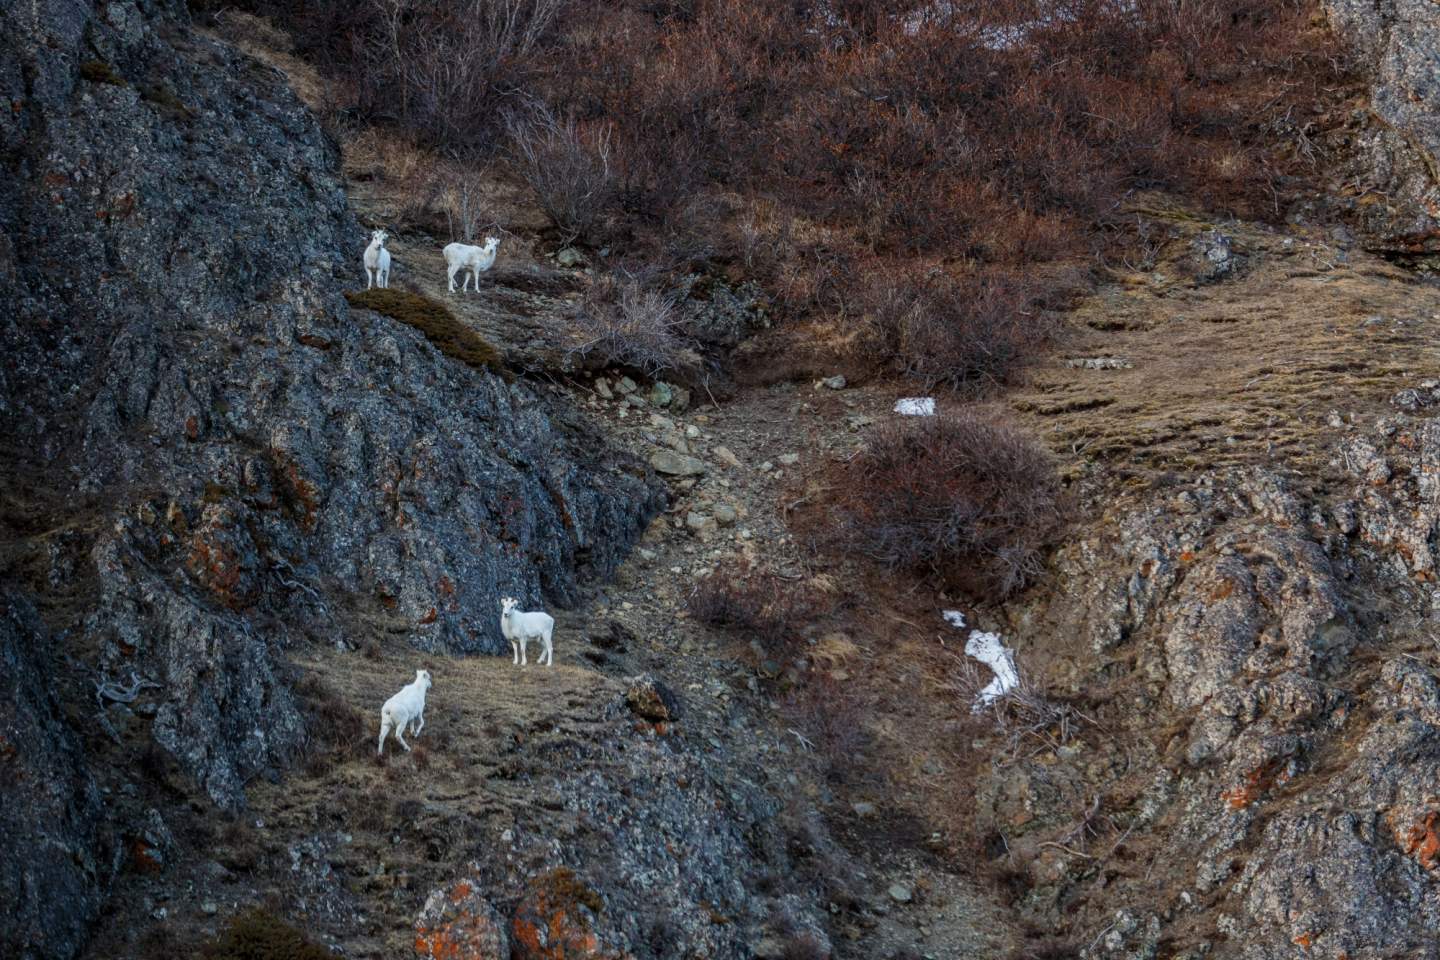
[{"left": 4, "top": 2, "right": 1440, "bottom": 960}]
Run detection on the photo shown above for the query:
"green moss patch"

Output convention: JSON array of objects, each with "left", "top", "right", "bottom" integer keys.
[
  {"left": 344, "top": 288, "right": 504, "bottom": 375},
  {"left": 201, "top": 909, "right": 332, "bottom": 960}
]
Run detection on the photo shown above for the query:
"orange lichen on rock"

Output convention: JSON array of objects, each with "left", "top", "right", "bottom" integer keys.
[
  {"left": 1221, "top": 761, "right": 1280, "bottom": 811},
  {"left": 511, "top": 868, "right": 629, "bottom": 960},
  {"left": 1292, "top": 931, "right": 1314, "bottom": 948},
  {"left": 1403, "top": 812, "right": 1440, "bottom": 870},
  {"left": 414, "top": 878, "right": 508, "bottom": 959}
]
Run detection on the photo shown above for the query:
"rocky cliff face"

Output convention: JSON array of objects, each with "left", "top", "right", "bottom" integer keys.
[
  {"left": 0, "top": 1, "right": 661, "bottom": 956},
  {"left": 1326, "top": 0, "right": 1440, "bottom": 256}
]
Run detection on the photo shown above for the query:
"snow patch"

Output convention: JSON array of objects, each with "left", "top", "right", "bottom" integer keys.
[
  {"left": 944, "top": 611, "right": 1019, "bottom": 712},
  {"left": 894, "top": 397, "right": 936, "bottom": 416}
]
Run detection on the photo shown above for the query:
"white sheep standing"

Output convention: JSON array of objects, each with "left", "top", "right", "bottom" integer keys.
[
  {"left": 364, "top": 229, "right": 392, "bottom": 289},
  {"left": 377, "top": 668, "right": 431, "bottom": 755},
  {"left": 444, "top": 237, "right": 500, "bottom": 293},
  {"left": 500, "top": 596, "right": 554, "bottom": 666}
]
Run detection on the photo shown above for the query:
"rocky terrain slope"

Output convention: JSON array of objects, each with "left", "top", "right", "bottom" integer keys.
[{"left": 5, "top": 2, "right": 1440, "bottom": 960}]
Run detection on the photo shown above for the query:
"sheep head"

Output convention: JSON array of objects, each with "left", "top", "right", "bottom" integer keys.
[
  {"left": 371, "top": 229, "right": 389, "bottom": 245},
  {"left": 415, "top": 668, "right": 432, "bottom": 689},
  {"left": 483, "top": 236, "right": 500, "bottom": 251},
  {"left": 500, "top": 596, "right": 518, "bottom": 617}
]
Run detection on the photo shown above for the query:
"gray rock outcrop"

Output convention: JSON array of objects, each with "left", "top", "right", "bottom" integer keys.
[
  {"left": 0, "top": 0, "right": 661, "bottom": 954},
  {"left": 1326, "top": 1, "right": 1440, "bottom": 254}
]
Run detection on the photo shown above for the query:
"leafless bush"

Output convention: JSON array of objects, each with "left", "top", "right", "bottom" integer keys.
[
  {"left": 780, "top": 674, "right": 868, "bottom": 784},
  {"left": 687, "top": 563, "right": 820, "bottom": 650},
  {"left": 359, "top": 0, "right": 568, "bottom": 148},
  {"left": 567, "top": 270, "right": 689, "bottom": 376},
  {"left": 440, "top": 162, "right": 498, "bottom": 244},
  {"left": 867, "top": 268, "right": 1046, "bottom": 395},
  {"left": 947, "top": 650, "right": 1092, "bottom": 773},
  {"left": 508, "top": 111, "right": 617, "bottom": 244},
  {"left": 827, "top": 411, "right": 1066, "bottom": 597}
]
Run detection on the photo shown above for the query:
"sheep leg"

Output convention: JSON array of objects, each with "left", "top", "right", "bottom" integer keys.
[
  {"left": 394, "top": 723, "right": 412, "bottom": 752},
  {"left": 511, "top": 639, "right": 519, "bottom": 665},
  {"left": 520, "top": 637, "right": 528, "bottom": 666},
  {"left": 447, "top": 265, "right": 459, "bottom": 293},
  {"left": 413, "top": 709, "right": 425, "bottom": 738},
  {"left": 366, "top": 267, "right": 375, "bottom": 290},
  {"left": 377, "top": 715, "right": 392, "bottom": 755}
]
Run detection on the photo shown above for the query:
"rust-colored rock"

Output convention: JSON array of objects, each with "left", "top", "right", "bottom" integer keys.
[
  {"left": 414, "top": 878, "right": 509, "bottom": 959},
  {"left": 511, "top": 869, "right": 630, "bottom": 960}
]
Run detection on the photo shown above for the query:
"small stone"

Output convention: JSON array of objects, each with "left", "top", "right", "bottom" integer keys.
[
  {"left": 617, "top": 376, "right": 638, "bottom": 395},
  {"left": 649, "top": 414, "right": 676, "bottom": 431},
  {"left": 556, "top": 246, "right": 586, "bottom": 268},
  {"left": 685, "top": 424, "right": 701, "bottom": 439},
  {"left": 671, "top": 387, "right": 691, "bottom": 413},
  {"left": 648, "top": 382, "right": 674, "bottom": 407},
  {"left": 779, "top": 453, "right": 800, "bottom": 466},
  {"left": 713, "top": 446, "right": 741, "bottom": 468},
  {"left": 686, "top": 512, "right": 718, "bottom": 541},
  {"left": 714, "top": 504, "right": 738, "bottom": 527},
  {"left": 853, "top": 801, "right": 877, "bottom": 817},
  {"left": 758, "top": 461, "right": 774, "bottom": 472},
  {"left": 501, "top": 829, "right": 514, "bottom": 843},
  {"left": 638, "top": 548, "right": 657, "bottom": 562},
  {"left": 201, "top": 902, "right": 218, "bottom": 916},
  {"left": 649, "top": 451, "right": 707, "bottom": 476},
  {"left": 594, "top": 378, "right": 613, "bottom": 400},
  {"left": 819, "top": 374, "right": 847, "bottom": 390},
  {"left": 888, "top": 883, "right": 913, "bottom": 904}
]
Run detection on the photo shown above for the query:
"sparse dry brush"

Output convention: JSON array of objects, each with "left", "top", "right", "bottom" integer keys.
[
  {"left": 828, "top": 411, "right": 1067, "bottom": 598},
  {"left": 567, "top": 270, "right": 691, "bottom": 376},
  {"left": 226, "top": 0, "right": 1343, "bottom": 388},
  {"left": 687, "top": 563, "right": 821, "bottom": 654}
]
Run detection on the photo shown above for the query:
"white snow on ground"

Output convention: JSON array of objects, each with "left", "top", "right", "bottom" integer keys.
[
  {"left": 894, "top": 397, "right": 936, "bottom": 416},
  {"left": 944, "top": 610, "right": 1019, "bottom": 712}
]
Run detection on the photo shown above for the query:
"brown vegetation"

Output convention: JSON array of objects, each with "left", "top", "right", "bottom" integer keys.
[
  {"left": 201, "top": 909, "right": 333, "bottom": 960},
  {"left": 826, "top": 411, "right": 1066, "bottom": 597},
  {"left": 216, "top": 0, "right": 1344, "bottom": 391}
]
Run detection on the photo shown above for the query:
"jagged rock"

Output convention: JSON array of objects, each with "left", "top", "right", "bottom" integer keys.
[
  {"left": 1187, "top": 230, "right": 1240, "bottom": 282},
  {"left": 713, "top": 504, "right": 738, "bottom": 527},
  {"left": 556, "top": 247, "right": 587, "bottom": 268},
  {"left": 0, "top": 591, "right": 109, "bottom": 960},
  {"left": 818, "top": 375, "right": 847, "bottom": 390},
  {"left": 594, "top": 378, "right": 614, "bottom": 400},
  {"left": 1326, "top": 1, "right": 1440, "bottom": 253},
  {"left": 625, "top": 674, "right": 681, "bottom": 722},
  {"left": 511, "top": 869, "right": 628, "bottom": 960},
  {"left": 415, "top": 878, "right": 510, "bottom": 959}
]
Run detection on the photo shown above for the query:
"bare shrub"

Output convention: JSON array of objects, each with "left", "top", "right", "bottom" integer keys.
[
  {"left": 687, "top": 562, "right": 820, "bottom": 650},
  {"left": 439, "top": 162, "right": 499, "bottom": 244},
  {"left": 868, "top": 268, "right": 1047, "bottom": 395},
  {"left": 508, "top": 112, "right": 617, "bottom": 244},
  {"left": 827, "top": 411, "right": 1066, "bottom": 597},
  {"left": 567, "top": 270, "right": 689, "bottom": 376},
  {"left": 780, "top": 674, "right": 868, "bottom": 785}
]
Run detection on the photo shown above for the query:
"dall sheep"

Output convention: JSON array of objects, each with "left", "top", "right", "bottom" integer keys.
[
  {"left": 500, "top": 596, "right": 554, "bottom": 667},
  {"left": 377, "top": 668, "right": 431, "bottom": 755},
  {"left": 444, "top": 237, "right": 500, "bottom": 293},
  {"left": 364, "top": 229, "right": 392, "bottom": 289}
]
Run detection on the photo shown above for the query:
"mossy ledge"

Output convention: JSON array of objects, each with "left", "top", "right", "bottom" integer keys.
[
  {"left": 344, "top": 288, "right": 506, "bottom": 376},
  {"left": 201, "top": 909, "right": 333, "bottom": 960}
]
